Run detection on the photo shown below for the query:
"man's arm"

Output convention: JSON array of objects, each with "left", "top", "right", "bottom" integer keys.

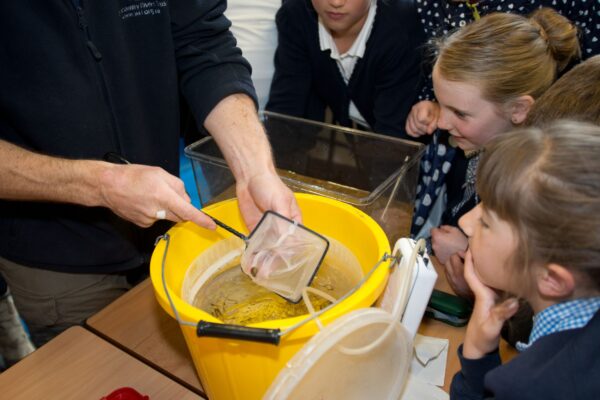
[
  {"left": 371, "top": 0, "right": 425, "bottom": 138},
  {"left": 170, "top": 0, "right": 301, "bottom": 228},
  {"left": 0, "top": 140, "right": 104, "bottom": 206},
  {"left": 170, "top": 0, "right": 258, "bottom": 129},
  {"left": 265, "top": 0, "right": 316, "bottom": 117},
  {"left": 205, "top": 94, "right": 301, "bottom": 230},
  {"left": 0, "top": 140, "right": 214, "bottom": 228}
]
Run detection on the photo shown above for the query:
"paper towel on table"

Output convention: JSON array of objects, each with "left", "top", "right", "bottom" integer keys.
[
  {"left": 400, "top": 374, "right": 449, "bottom": 400},
  {"left": 410, "top": 334, "right": 449, "bottom": 387}
]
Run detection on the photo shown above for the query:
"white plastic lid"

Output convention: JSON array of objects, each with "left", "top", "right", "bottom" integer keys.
[{"left": 263, "top": 307, "right": 413, "bottom": 400}]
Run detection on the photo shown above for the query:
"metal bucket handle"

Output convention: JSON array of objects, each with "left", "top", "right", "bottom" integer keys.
[{"left": 155, "top": 233, "right": 395, "bottom": 346}]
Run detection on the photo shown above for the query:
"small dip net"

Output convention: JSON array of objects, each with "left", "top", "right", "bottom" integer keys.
[{"left": 182, "top": 236, "right": 363, "bottom": 325}]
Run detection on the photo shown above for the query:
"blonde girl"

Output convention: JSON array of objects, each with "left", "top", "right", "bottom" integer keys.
[{"left": 406, "top": 9, "right": 581, "bottom": 296}]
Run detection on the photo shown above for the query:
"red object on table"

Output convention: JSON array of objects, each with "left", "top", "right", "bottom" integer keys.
[{"left": 100, "top": 387, "right": 149, "bottom": 400}]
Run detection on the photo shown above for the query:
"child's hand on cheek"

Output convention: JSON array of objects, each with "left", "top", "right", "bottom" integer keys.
[
  {"left": 405, "top": 100, "right": 440, "bottom": 137},
  {"left": 462, "top": 250, "right": 519, "bottom": 359}
]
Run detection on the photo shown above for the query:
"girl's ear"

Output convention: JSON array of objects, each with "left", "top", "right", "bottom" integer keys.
[
  {"left": 509, "top": 95, "right": 535, "bottom": 125},
  {"left": 537, "top": 263, "right": 576, "bottom": 299}
]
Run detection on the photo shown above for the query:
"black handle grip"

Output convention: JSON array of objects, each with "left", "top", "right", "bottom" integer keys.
[
  {"left": 205, "top": 215, "right": 248, "bottom": 242},
  {"left": 196, "top": 321, "right": 281, "bottom": 345}
]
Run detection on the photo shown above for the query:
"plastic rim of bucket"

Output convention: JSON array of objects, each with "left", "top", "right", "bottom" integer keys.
[
  {"left": 263, "top": 307, "right": 413, "bottom": 400},
  {"left": 150, "top": 194, "right": 391, "bottom": 342}
]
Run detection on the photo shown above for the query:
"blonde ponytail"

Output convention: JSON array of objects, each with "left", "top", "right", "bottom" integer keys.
[{"left": 530, "top": 8, "right": 581, "bottom": 74}]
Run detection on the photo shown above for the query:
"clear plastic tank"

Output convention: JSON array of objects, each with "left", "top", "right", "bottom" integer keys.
[{"left": 184, "top": 111, "right": 425, "bottom": 245}]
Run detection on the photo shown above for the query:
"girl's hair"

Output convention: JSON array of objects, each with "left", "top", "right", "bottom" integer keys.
[
  {"left": 525, "top": 55, "right": 600, "bottom": 126},
  {"left": 476, "top": 121, "right": 600, "bottom": 294},
  {"left": 435, "top": 8, "right": 580, "bottom": 105}
]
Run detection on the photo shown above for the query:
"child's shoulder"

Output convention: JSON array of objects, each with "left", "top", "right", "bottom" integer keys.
[
  {"left": 277, "top": 0, "right": 312, "bottom": 18},
  {"left": 378, "top": 0, "right": 419, "bottom": 18},
  {"left": 276, "top": 0, "right": 316, "bottom": 29},
  {"left": 485, "top": 310, "right": 600, "bottom": 398},
  {"left": 374, "top": 0, "right": 422, "bottom": 34}
]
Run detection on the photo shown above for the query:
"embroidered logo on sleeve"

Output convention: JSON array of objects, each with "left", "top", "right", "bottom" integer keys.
[{"left": 119, "top": 0, "right": 167, "bottom": 20}]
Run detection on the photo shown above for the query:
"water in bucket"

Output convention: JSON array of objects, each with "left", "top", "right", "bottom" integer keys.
[{"left": 183, "top": 236, "right": 363, "bottom": 325}]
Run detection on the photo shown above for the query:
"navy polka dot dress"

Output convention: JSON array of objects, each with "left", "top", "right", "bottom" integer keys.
[{"left": 415, "top": 0, "right": 598, "bottom": 57}]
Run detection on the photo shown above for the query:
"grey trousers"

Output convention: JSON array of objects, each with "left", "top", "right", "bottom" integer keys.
[{"left": 0, "top": 256, "right": 131, "bottom": 347}]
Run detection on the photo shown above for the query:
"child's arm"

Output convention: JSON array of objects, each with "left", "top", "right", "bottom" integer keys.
[
  {"left": 265, "top": 2, "right": 316, "bottom": 117},
  {"left": 370, "top": 1, "right": 426, "bottom": 138},
  {"left": 462, "top": 250, "right": 519, "bottom": 358},
  {"left": 449, "top": 250, "right": 519, "bottom": 399}
]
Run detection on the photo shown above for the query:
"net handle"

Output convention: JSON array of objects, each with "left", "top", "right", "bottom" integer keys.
[
  {"left": 196, "top": 321, "right": 281, "bottom": 345},
  {"left": 206, "top": 214, "right": 248, "bottom": 242}
]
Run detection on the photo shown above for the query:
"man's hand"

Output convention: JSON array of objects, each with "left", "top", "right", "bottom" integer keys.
[
  {"left": 405, "top": 100, "right": 440, "bottom": 137},
  {"left": 98, "top": 163, "right": 215, "bottom": 228},
  {"left": 205, "top": 94, "right": 301, "bottom": 230},
  {"left": 0, "top": 139, "right": 213, "bottom": 229},
  {"left": 236, "top": 171, "right": 301, "bottom": 231}
]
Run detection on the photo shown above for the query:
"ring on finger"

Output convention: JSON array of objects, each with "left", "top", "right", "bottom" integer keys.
[{"left": 155, "top": 209, "right": 167, "bottom": 220}]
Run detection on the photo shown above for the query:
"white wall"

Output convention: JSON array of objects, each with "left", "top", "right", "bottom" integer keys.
[{"left": 225, "top": 1, "right": 280, "bottom": 110}]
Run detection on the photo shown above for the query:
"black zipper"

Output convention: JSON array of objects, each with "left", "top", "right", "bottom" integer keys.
[
  {"left": 73, "top": 2, "right": 102, "bottom": 61},
  {"left": 69, "top": 0, "right": 124, "bottom": 156},
  {"left": 69, "top": 0, "right": 147, "bottom": 268}
]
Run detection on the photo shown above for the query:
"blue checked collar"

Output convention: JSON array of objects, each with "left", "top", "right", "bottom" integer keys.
[{"left": 516, "top": 297, "right": 600, "bottom": 352}]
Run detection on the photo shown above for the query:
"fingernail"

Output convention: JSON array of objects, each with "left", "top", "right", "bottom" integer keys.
[{"left": 205, "top": 221, "right": 217, "bottom": 230}]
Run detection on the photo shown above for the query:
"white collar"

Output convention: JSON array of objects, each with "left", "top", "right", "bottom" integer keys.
[{"left": 318, "top": 0, "right": 377, "bottom": 60}]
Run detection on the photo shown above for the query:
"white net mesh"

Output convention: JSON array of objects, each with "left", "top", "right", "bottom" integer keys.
[{"left": 239, "top": 211, "right": 329, "bottom": 302}]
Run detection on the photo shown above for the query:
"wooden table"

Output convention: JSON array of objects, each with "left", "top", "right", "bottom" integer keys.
[
  {"left": 86, "top": 279, "right": 205, "bottom": 397},
  {"left": 0, "top": 326, "right": 201, "bottom": 400},
  {"left": 87, "top": 263, "right": 518, "bottom": 396}
]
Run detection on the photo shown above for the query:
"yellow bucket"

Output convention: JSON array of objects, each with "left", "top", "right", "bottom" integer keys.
[{"left": 150, "top": 193, "right": 390, "bottom": 400}]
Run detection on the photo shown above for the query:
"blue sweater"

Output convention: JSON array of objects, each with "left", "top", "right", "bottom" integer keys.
[
  {"left": 266, "top": 0, "right": 425, "bottom": 138},
  {"left": 450, "top": 310, "right": 600, "bottom": 399},
  {"left": 0, "top": 0, "right": 256, "bottom": 273}
]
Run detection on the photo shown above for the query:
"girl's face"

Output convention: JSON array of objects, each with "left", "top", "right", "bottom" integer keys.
[
  {"left": 433, "top": 66, "right": 514, "bottom": 152},
  {"left": 311, "top": 0, "right": 372, "bottom": 37},
  {"left": 459, "top": 203, "right": 517, "bottom": 292}
]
